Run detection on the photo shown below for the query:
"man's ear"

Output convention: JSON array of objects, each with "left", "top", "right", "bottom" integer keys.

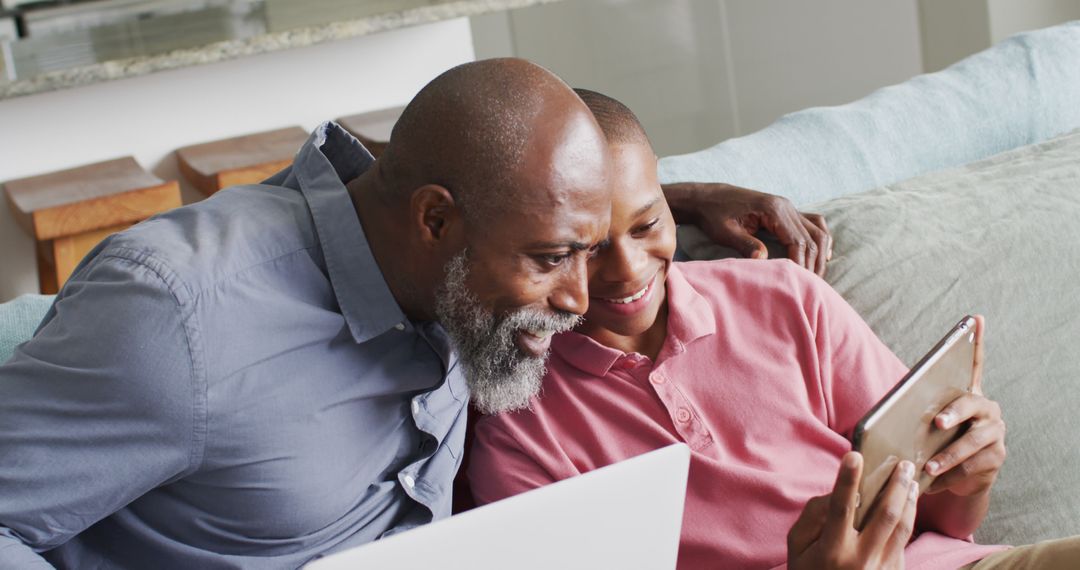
[{"left": 410, "top": 184, "right": 462, "bottom": 247}]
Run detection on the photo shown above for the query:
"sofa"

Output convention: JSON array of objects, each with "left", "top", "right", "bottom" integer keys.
[
  {"left": 662, "top": 20, "right": 1080, "bottom": 547},
  {"left": 3, "top": 19, "right": 1079, "bottom": 553}
]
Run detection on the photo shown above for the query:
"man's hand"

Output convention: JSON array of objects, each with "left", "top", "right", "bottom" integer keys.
[
  {"left": 661, "top": 182, "right": 832, "bottom": 276},
  {"left": 787, "top": 452, "right": 918, "bottom": 570},
  {"left": 915, "top": 315, "right": 1004, "bottom": 538},
  {"left": 925, "top": 315, "right": 1006, "bottom": 497}
]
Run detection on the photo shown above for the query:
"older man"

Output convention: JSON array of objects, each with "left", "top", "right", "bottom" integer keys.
[{"left": 0, "top": 58, "right": 827, "bottom": 568}]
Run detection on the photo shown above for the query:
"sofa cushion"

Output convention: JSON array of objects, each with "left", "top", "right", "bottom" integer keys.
[
  {"left": 658, "top": 21, "right": 1080, "bottom": 207},
  {"left": 0, "top": 295, "right": 52, "bottom": 364},
  {"left": 680, "top": 127, "right": 1080, "bottom": 546}
]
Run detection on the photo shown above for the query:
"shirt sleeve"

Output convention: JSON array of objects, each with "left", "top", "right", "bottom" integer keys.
[
  {"left": 467, "top": 418, "right": 562, "bottom": 507},
  {"left": 803, "top": 273, "right": 909, "bottom": 438},
  {"left": 0, "top": 252, "right": 201, "bottom": 566}
]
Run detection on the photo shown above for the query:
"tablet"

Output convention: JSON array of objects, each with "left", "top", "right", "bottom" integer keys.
[{"left": 851, "top": 315, "right": 978, "bottom": 530}]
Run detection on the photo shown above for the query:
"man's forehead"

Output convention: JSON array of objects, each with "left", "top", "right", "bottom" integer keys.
[{"left": 487, "top": 195, "right": 611, "bottom": 248}]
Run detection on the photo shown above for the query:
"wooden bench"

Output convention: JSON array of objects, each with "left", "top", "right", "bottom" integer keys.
[
  {"left": 176, "top": 126, "right": 309, "bottom": 195},
  {"left": 335, "top": 106, "right": 403, "bottom": 159},
  {"left": 4, "top": 157, "right": 182, "bottom": 294}
]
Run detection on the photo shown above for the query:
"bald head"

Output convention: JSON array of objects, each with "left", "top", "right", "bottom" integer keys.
[
  {"left": 350, "top": 59, "right": 613, "bottom": 405},
  {"left": 379, "top": 58, "right": 609, "bottom": 224}
]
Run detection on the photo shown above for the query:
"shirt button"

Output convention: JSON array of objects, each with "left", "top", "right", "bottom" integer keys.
[
  {"left": 403, "top": 474, "right": 416, "bottom": 489},
  {"left": 675, "top": 408, "right": 691, "bottom": 423},
  {"left": 619, "top": 359, "right": 636, "bottom": 370},
  {"left": 394, "top": 322, "right": 406, "bottom": 331},
  {"left": 650, "top": 373, "right": 666, "bottom": 384}
]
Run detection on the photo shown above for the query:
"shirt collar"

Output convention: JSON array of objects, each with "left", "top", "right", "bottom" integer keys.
[
  {"left": 292, "top": 121, "right": 407, "bottom": 344},
  {"left": 551, "top": 263, "right": 717, "bottom": 376}
]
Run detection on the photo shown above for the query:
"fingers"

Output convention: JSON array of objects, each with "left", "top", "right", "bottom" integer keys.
[
  {"left": 820, "top": 452, "right": 862, "bottom": 547},
  {"left": 926, "top": 438, "right": 1007, "bottom": 495},
  {"left": 719, "top": 219, "right": 770, "bottom": 260},
  {"left": 753, "top": 196, "right": 812, "bottom": 270},
  {"left": 971, "top": 315, "right": 986, "bottom": 394},
  {"left": 803, "top": 213, "right": 832, "bottom": 259},
  {"left": 935, "top": 391, "right": 998, "bottom": 431},
  {"left": 859, "top": 461, "right": 916, "bottom": 556},
  {"left": 801, "top": 215, "right": 831, "bottom": 276},
  {"left": 882, "top": 475, "right": 919, "bottom": 561},
  {"left": 929, "top": 393, "right": 1003, "bottom": 473},
  {"left": 788, "top": 495, "right": 830, "bottom": 556},
  {"left": 926, "top": 413, "right": 1006, "bottom": 478}
]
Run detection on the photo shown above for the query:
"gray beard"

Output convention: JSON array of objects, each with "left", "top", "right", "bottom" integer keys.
[{"left": 434, "top": 251, "right": 580, "bottom": 414}]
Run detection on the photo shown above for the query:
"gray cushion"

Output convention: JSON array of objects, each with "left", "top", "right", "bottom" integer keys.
[{"left": 681, "top": 128, "right": 1080, "bottom": 546}]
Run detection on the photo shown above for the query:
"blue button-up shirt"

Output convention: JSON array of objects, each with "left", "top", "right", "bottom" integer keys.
[{"left": 0, "top": 122, "right": 468, "bottom": 569}]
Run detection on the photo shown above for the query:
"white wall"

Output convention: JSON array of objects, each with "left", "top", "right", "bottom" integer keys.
[
  {"left": 474, "top": 0, "right": 923, "bottom": 155},
  {"left": 988, "top": 0, "right": 1080, "bottom": 42},
  {"left": 722, "top": 0, "right": 923, "bottom": 135},
  {"left": 918, "top": 0, "right": 991, "bottom": 72},
  {"left": 0, "top": 18, "right": 475, "bottom": 301},
  {"left": 475, "top": 0, "right": 738, "bottom": 157},
  {"left": 919, "top": 0, "right": 1080, "bottom": 72}
]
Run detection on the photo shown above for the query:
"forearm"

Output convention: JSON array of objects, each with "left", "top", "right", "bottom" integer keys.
[
  {"left": 915, "top": 488, "right": 991, "bottom": 539},
  {"left": 0, "top": 528, "right": 55, "bottom": 569},
  {"left": 660, "top": 182, "right": 710, "bottom": 225}
]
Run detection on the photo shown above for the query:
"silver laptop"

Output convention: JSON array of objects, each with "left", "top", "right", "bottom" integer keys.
[{"left": 306, "top": 443, "right": 691, "bottom": 570}]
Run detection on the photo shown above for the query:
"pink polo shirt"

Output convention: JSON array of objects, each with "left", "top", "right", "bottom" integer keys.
[{"left": 468, "top": 259, "right": 1007, "bottom": 569}]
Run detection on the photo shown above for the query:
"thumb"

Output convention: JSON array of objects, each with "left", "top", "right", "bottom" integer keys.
[
  {"left": 788, "top": 495, "right": 830, "bottom": 556},
  {"left": 716, "top": 222, "right": 768, "bottom": 259}
]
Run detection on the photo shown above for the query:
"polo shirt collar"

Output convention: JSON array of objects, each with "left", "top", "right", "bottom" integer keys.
[
  {"left": 292, "top": 121, "right": 407, "bottom": 344},
  {"left": 551, "top": 263, "right": 717, "bottom": 376},
  {"left": 663, "top": 262, "right": 718, "bottom": 351}
]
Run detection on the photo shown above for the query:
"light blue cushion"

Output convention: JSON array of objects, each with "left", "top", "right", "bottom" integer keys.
[
  {"left": 0, "top": 295, "right": 53, "bottom": 364},
  {"left": 659, "top": 20, "right": 1080, "bottom": 206}
]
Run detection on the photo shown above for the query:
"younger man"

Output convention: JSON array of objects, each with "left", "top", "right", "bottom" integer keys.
[{"left": 466, "top": 90, "right": 1067, "bottom": 569}]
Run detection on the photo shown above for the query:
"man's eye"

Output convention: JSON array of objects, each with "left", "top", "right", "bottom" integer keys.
[
  {"left": 632, "top": 218, "right": 661, "bottom": 236},
  {"left": 540, "top": 253, "right": 572, "bottom": 266}
]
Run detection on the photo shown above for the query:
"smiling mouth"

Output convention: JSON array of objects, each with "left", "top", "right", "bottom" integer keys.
[
  {"left": 599, "top": 276, "right": 653, "bottom": 305},
  {"left": 515, "top": 328, "right": 556, "bottom": 358},
  {"left": 523, "top": 329, "right": 555, "bottom": 341}
]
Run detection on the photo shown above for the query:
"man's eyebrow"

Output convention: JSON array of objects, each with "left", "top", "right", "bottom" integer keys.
[
  {"left": 527, "top": 240, "right": 601, "bottom": 251},
  {"left": 632, "top": 197, "right": 663, "bottom": 219}
]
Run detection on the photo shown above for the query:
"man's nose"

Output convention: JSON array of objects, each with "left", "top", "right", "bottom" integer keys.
[
  {"left": 599, "top": 239, "right": 647, "bottom": 283},
  {"left": 549, "top": 257, "right": 590, "bottom": 316}
]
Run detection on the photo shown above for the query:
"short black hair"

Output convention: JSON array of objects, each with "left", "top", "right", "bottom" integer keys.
[{"left": 573, "top": 88, "right": 651, "bottom": 147}]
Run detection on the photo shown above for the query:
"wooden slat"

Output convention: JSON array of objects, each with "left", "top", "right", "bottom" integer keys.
[
  {"left": 336, "top": 107, "right": 403, "bottom": 159},
  {"left": 215, "top": 159, "right": 293, "bottom": 191},
  {"left": 4, "top": 157, "right": 167, "bottom": 238},
  {"left": 52, "top": 223, "right": 134, "bottom": 289},
  {"left": 176, "top": 126, "right": 308, "bottom": 194},
  {"left": 28, "top": 180, "right": 181, "bottom": 241}
]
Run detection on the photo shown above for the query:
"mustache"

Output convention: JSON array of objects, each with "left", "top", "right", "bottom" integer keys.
[{"left": 499, "top": 306, "right": 582, "bottom": 335}]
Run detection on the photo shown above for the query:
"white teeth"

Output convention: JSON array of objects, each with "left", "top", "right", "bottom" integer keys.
[
  {"left": 605, "top": 284, "right": 649, "bottom": 304},
  {"left": 525, "top": 328, "right": 555, "bottom": 340}
]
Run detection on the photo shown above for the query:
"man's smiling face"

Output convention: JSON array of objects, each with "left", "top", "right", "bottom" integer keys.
[{"left": 434, "top": 107, "right": 612, "bottom": 414}]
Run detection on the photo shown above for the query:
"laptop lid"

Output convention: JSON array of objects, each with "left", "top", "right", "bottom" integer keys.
[{"left": 306, "top": 443, "right": 691, "bottom": 570}]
